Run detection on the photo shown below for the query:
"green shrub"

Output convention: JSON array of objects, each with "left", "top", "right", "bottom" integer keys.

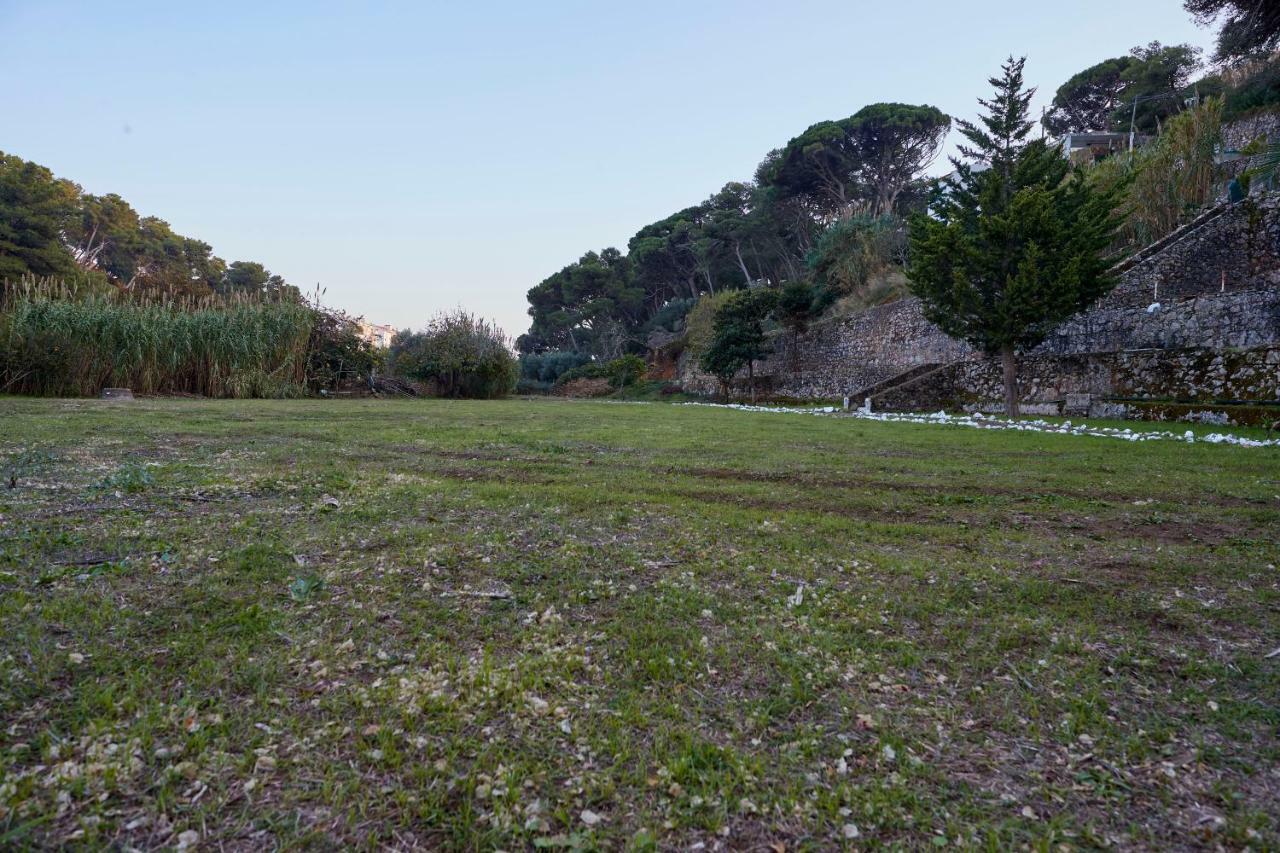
[
  {"left": 388, "top": 309, "right": 517, "bottom": 399},
  {"left": 682, "top": 291, "right": 738, "bottom": 361},
  {"left": 519, "top": 350, "right": 591, "bottom": 385},
  {"left": 551, "top": 355, "right": 645, "bottom": 389},
  {"left": 643, "top": 297, "right": 696, "bottom": 334},
  {"left": 806, "top": 215, "right": 905, "bottom": 301},
  {"left": 775, "top": 280, "right": 817, "bottom": 337},
  {"left": 606, "top": 354, "right": 646, "bottom": 387},
  {"left": 306, "top": 309, "right": 383, "bottom": 393},
  {"left": 516, "top": 377, "right": 552, "bottom": 394},
  {"left": 553, "top": 362, "right": 608, "bottom": 386}
]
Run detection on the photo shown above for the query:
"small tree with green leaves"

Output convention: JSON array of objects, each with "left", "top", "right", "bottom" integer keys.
[
  {"left": 606, "top": 354, "right": 646, "bottom": 387},
  {"left": 774, "top": 280, "right": 816, "bottom": 371},
  {"left": 908, "top": 57, "right": 1124, "bottom": 416},
  {"left": 699, "top": 289, "right": 777, "bottom": 402}
]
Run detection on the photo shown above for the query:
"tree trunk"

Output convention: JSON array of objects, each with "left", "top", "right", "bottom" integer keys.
[
  {"left": 1000, "top": 346, "right": 1020, "bottom": 417},
  {"left": 775, "top": 247, "right": 797, "bottom": 281},
  {"left": 748, "top": 360, "right": 755, "bottom": 404},
  {"left": 733, "top": 242, "right": 753, "bottom": 286}
]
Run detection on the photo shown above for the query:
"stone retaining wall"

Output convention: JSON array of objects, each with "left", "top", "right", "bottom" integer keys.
[
  {"left": 1037, "top": 287, "right": 1280, "bottom": 355},
  {"left": 676, "top": 193, "right": 1280, "bottom": 410},
  {"left": 876, "top": 346, "right": 1280, "bottom": 415},
  {"left": 677, "top": 297, "right": 970, "bottom": 398}
]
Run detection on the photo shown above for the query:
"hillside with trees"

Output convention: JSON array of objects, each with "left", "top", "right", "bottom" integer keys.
[
  {"left": 516, "top": 102, "right": 951, "bottom": 366},
  {"left": 0, "top": 152, "right": 296, "bottom": 300},
  {"left": 519, "top": 0, "right": 1280, "bottom": 399},
  {"left": 0, "top": 153, "right": 526, "bottom": 400}
]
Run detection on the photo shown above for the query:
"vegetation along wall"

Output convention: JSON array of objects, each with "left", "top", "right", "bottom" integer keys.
[{"left": 678, "top": 193, "right": 1280, "bottom": 409}]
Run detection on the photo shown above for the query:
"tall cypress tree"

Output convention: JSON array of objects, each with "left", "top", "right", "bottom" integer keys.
[{"left": 907, "top": 58, "right": 1124, "bottom": 416}]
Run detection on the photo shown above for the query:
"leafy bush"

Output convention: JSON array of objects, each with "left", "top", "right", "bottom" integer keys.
[
  {"left": 607, "top": 354, "right": 646, "bottom": 387},
  {"left": 682, "top": 291, "right": 738, "bottom": 361},
  {"left": 388, "top": 309, "right": 517, "bottom": 399},
  {"left": 519, "top": 350, "right": 591, "bottom": 385},
  {"left": 306, "top": 308, "right": 383, "bottom": 393},
  {"left": 643, "top": 297, "right": 696, "bottom": 334},
  {"left": 516, "top": 377, "right": 552, "bottom": 394},
  {"left": 775, "top": 280, "right": 817, "bottom": 337},
  {"left": 551, "top": 355, "right": 646, "bottom": 389},
  {"left": 553, "top": 362, "right": 607, "bottom": 385},
  {"left": 806, "top": 215, "right": 906, "bottom": 303}
]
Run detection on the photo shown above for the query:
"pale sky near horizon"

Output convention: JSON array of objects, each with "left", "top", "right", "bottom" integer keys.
[{"left": 3, "top": 1, "right": 1214, "bottom": 338}]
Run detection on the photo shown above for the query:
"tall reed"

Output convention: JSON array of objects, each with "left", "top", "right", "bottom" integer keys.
[{"left": 1, "top": 278, "right": 314, "bottom": 397}]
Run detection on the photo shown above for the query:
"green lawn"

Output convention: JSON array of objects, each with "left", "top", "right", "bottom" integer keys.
[{"left": 1, "top": 398, "right": 1277, "bottom": 850}]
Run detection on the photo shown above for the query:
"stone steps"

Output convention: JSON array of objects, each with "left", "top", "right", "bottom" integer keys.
[
  {"left": 849, "top": 362, "right": 945, "bottom": 403},
  {"left": 853, "top": 359, "right": 974, "bottom": 409},
  {"left": 1110, "top": 202, "right": 1230, "bottom": 275}
]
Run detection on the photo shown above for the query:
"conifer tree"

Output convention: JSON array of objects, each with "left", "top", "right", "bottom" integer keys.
[{"left": 907, "top": 58, "right": 1124, "bottom": 416}]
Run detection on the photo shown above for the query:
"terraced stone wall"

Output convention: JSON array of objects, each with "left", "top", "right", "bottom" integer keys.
[{"left": 676, "top": 195, "right": 1280, "bottom": 410}]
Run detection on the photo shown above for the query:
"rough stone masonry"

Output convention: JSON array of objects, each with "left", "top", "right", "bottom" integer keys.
[{"left": 677, "top": 192, "right": 1280, "bottom": 419}]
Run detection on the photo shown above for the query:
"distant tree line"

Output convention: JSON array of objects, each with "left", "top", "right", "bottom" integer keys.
[
  {"left": 517, "top": 103, "right": 952, "bottom": 360},
  {"left": 520, "top": 0, "right": 1280, "bottom": 370},
  {"left": 0, "top": 152, "right": 532, "bottom": 400},
  {"left": 696, "top": 58, "right": 1130, "bottom": 415},
  {"left": 0, "top": 151, "right": 298, "bottom": 301},
  {"left": 1043, "top": 28, "right": 1280, "bottom": 138}
]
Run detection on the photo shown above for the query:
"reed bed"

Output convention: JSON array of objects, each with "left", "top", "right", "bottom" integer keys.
[{"left": 1, "top": 278, "right": 314, "bottom": 397}]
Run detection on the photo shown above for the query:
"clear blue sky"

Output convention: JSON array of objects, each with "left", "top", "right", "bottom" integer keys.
[{"left": 2, "top": 1, "right": 1213, "bottom": 338}]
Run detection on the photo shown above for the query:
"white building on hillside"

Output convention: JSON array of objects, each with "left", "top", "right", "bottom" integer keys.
[{"left": 357, "top": 320, "right": 396, "bottom": 349}]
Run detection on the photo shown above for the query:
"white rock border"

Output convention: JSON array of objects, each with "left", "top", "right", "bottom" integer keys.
[{"left": 682, "top": 403, "right": 1280, "bottom": 448}]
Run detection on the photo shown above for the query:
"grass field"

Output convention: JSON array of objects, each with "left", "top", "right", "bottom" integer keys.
[{"left": 1, "top": 398, "right": 1277, "bottom": 850}]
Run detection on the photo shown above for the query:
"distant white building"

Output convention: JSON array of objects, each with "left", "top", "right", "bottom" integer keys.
[
  {"left": 1058, "top": 130, "right": 1143, "bottom": 163},
  {"left": 936, "top": 131, "right": 1147, "bottom": 190},
  {"left": 357, "top": 320, "right": 396, "bottom": 349}
]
